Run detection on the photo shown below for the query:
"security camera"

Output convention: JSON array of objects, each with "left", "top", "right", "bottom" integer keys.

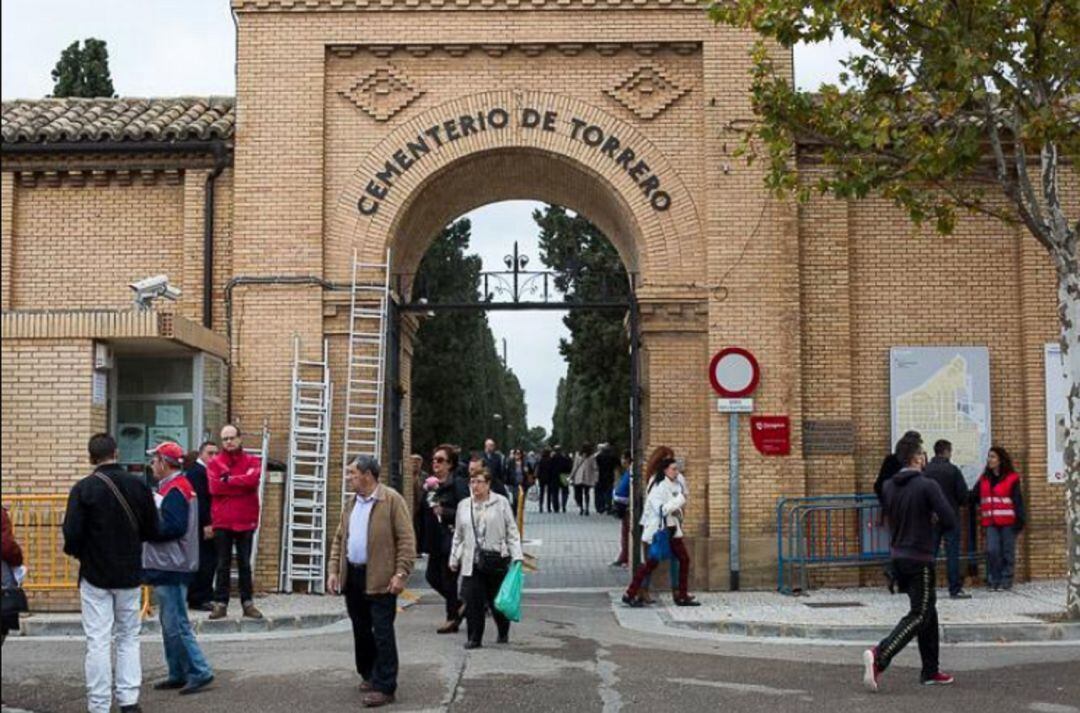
[{"left": 129, "top": 275, "right": 181, "bottom": 310}]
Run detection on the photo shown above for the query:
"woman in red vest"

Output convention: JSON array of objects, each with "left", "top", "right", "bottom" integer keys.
[{"left": 976, "top": 447, "right": 1025, "bottom": 591}]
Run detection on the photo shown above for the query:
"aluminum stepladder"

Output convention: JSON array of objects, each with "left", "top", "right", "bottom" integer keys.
[
  {"left": 280, "top": 336, "right": 332, "bottom": 594},
  {"left": 341, "top": 249, "right": 391, "bottom": 506}
]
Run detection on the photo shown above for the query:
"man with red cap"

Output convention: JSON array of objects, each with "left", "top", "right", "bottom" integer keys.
[
  {"left": 143, "top": 441, "right": 214, "bottom": 696},
  {"left": 207, "top": 424, "right": 263, "bottom": 620}
]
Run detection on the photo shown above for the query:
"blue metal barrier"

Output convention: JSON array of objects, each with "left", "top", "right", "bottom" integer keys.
[{"left": 776, "top": 494, "right": 983, "bottom": 594}]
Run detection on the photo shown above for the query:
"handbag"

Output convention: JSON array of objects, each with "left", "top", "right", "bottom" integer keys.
[
  {"left": 470, "top": 501, "right": 510, "bottom": 574},
  {"left": 2, "top": 586, "right": 28, "bottom": 618},
  {"left": 647, "top": 501, "right": 673, "bottom": 561}
]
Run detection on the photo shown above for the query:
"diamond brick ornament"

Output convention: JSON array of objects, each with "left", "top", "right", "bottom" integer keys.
[
  {"left": 339, "top": 65, "right": 424, "bottom": 122},
  {"left": 605, "top": 63, "right": 689, "bottom": 120}
]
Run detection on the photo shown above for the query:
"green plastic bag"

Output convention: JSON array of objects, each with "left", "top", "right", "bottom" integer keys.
[{"left": 494, "top": 560, "right": 523, "bottom": 622}]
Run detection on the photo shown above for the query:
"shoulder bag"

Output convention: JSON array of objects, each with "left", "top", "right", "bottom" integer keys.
[
  {"left": 93, "top": 470, "right": 141, "bottom": 535},
  {"left": 470, "top": 501, "right": 510, "bottom": 574}
]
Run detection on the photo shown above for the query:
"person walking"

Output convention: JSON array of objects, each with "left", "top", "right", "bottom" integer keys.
[
  {"left": 328, "top": 456, "right": 414, "bottom": 708},
  {"left": 610, "top": 450, "right": 632, "bottom": 568},
  {"left": 207, "top": 424, "right": 263, "bottom": 620},
  {"left": 622, "top": 458, "right": 699, "bottom": 607},
  {"left": 63, "top": 433, "right": 158, "bottom": 713},
  {"left": 450, "top": 467, "right": 523, "bottom": 649},
  {"left": 143, "top": 442, "right": 214, "bottom": 696},
  {"left": 976, "top": 446, "right": 1025, "bottom": 591},
  {"left": 482, "top": 438, "right": 507, "bottom": 491},
  {"left": 924, "top": 440, "right": 970, "bottom": 599},
  {"left": 553, "top": 446, "right": 573, "bottom": 512},
  {"left": 594, "top": 443, "right": 619, "bottom": 515},
  {"left": 570, "top": 443, "right": 598, "bottom": 516},
  {"left": 2, "top": 505, "right": 25, "bottom": 646},
  {"left": 636, "top": 446, "right": 674, "bottom": 604},
  {"left": 863, "top": 434, "right": 956, "bottom": 692},
  {"left": 184, "top": 440, "right": 219, "bottom": 611},
  {"left": 424, "top": 445, "right": 467, "bottom": 634}
]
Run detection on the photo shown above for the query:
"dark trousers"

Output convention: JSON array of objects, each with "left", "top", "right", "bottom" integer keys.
[
  {"left": 188, "top": 538, "right": 217, "bottom": 608},
  {"left": 462, "top": 566, "right": 510, "bottom": 644},
  {"left": 538, "top": 482, "right": 550, "bottom": 512},
  {"left": 985, "top": 525, "right": 1017, "bottom": 587},
  {"left": 345, "top": 566, "right": 399, "bottom": 695},
  {"left": 627, "top": 534, "right": 690, "bottom": 598},
  {"left": 425, "top": 550, "right": 461, "bottom": 621},
  {"left": 595, "top": 485, "right": 611, "bottom": 514},
  {"left": 574, "top": 485, "right": 592, "bottom": 514},
  {"left": 559, "top": 483, "right": 570, "bottom": 510},
  {"left": 876, "top": 558, "right": 940, "bottom": 679},
  {"left": 934, "top": 526, "right": 962, "bottom": 595},
  {"left": 213, "top": 529, "right": 254, "bottom": 605}
]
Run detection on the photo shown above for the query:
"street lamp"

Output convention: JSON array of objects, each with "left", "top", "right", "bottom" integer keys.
[{"left": 493, "top": 413, "right": 506, "bottom": 450}]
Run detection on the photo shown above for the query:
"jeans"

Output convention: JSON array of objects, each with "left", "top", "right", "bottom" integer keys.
[
  {"left": 214, "top": 529, "right": 254, "bottom": 605},
  {"left": 574, "top": 485, "right": 592, "bottom": 514},
  {"left": 876, "top": 558, "right": 940, "bottom": 680},
  {"left": 934, "top": 526, "right": 962, "bottom": 595},
  {"left": 155, "top": 583, "right": 213, "bottom": 684},
  {"left": 345, "top": 565, "right": 399, "bottom": 695},
  {"left": 627, "top": 534, "right": 690, "bottom": 599},
  {"left": 425, "top": 550, "right": 461, "bottom": 621},
  {"left": 462, "top": 566, "right": 511, "bottom": 644},
  {"left": 80, "top": 581, "right": 141, "bottom": 713},
  {"left": 985, "top": 525, "right": 1017, "bottom": 587}
]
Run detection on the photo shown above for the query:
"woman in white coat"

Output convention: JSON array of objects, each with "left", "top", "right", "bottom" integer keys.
[
  {"left": 450, "top": 467, "right": 523, "bottom": 649},
  {"left": 622, "top": 458, "right": 699, "bottom": 607}
]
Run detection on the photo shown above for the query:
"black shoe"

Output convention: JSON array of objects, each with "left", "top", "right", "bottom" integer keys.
[
  {"left": 120, "top": 706, "right": 143, "bottom": 713},
  {"left": 622, "top": 593, "right": 644, "bottom": 608},
  {"left": 1002, "top": 581, "right": 1013, "bottom": 591},
  {"left": 674, "top": 596, "right": 701, "bottom": 607},
  {"left": 179, "top": 675, "right": 214, "bottom": 695},
  {"left": 949, "top": 590, "right": 972, "bottom": 600},
  {"left": 464, "top": 640, "right": 482, "bottom": 650},
  {"left": 496, "top": 633, "right": 509, "bottom": 644},
  {"left": 153, "top": 678, "right": 186, "bottom": 690}
]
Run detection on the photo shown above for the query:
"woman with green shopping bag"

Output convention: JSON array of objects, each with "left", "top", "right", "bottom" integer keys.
[{"left": 450, "top": 467, "right": 523, "bottom": 649}]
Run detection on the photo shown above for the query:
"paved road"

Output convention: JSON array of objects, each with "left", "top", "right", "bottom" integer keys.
[{"left": 4, "top": 591, "right": 1078, "bottom": 713}]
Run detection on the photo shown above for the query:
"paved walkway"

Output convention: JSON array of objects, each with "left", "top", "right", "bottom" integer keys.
[{"left": 617, "top": 580, "right": 1078, "bottom": 643}]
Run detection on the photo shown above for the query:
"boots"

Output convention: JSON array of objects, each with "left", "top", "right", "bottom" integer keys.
[
  {"left": 208, "top": 603, "right": 227, "bottom": 620},
  {"left": 242, "top": 601, "right": 264, "bottom": 619}
]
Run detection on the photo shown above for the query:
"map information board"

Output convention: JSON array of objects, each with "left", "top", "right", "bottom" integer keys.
[
  {"left": 890, "top": 347, "right": 991, "bottom": 487},
  {"left": 1045, "top": 343, "right": 1068, "bottom": 484}
]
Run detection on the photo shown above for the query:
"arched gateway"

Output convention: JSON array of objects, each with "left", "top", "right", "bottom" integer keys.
[{"left": 1, "top": 0, "right": 1064, "bottom": 600}]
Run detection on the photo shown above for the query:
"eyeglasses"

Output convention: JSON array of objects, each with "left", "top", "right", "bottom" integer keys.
[{"left": 432, "top": 456, "right": 447, "bottom": 463}]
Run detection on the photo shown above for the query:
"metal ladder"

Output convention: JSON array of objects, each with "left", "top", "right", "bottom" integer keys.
[
  {"left": 341, "top": 249, "right": 391, "bottom": 505},
  {"left": 280, "top": 337, "right": 332, "bottom": 594},
  {"left": 243, "top": 423, "right": 270, "bottom": 585}
]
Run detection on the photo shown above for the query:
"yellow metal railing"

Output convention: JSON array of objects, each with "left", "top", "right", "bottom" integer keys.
[{"left": 3, "top": 494, "right": 78, "bottom": 592}]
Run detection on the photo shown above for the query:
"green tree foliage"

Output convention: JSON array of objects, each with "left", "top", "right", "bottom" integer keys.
[
  {"left": 51, "top": 38, "right": 116, "bottom": 98},
  {"left": 410, "top": 219, "right": 529, "bottom": 459},
  {"left": 709, "top": 0, "right": 1079, "bottom": 616},
  {"left": 538, "top": 205, "right": 630, "bottom": 452}
]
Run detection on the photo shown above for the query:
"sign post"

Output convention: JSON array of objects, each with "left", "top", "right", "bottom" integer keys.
[{"left": 709, "top": 347, "right": 760, "bottom": 591}]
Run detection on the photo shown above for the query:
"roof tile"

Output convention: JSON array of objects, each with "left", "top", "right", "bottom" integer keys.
[{"left": 1, "top": 97, "right": 235, "bottom": 144}]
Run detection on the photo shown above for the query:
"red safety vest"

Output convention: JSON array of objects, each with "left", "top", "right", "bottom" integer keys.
[{"left": 979, "top": 471, "right": 1020, "bottom": 527}]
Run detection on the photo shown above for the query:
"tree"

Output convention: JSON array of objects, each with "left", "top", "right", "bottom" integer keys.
[
  {"left": 51, "top": 38, "right": 116, "bottom": 97},
  {"left": 537, "top": 205, "right": 631, "bottom": 452},
  {"left": 410, "top": 219, "right": 530, "bottom": 461},
  {"left": 710, "top": 0, "right": 1079, "bottom": 615}
]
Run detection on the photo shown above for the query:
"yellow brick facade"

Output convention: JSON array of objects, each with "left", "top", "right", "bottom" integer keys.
[{"left": 0, "top": 0, "right": 1068, "bottom": 598}]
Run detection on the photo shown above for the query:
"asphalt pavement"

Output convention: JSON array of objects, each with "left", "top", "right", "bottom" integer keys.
[{"left": 3, "top": 590, "right": 1078, "bottom": 713}]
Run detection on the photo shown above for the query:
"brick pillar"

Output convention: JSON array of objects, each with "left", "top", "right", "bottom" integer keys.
[
  {"left": 2, "top": 171, "right": 15, "bottom": 310},
  {"left": 180, "top": 170, "right": 208, "bottom": 324}
]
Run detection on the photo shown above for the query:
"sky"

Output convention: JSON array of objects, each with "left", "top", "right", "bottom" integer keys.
[{"left": 2, "top": 0, "right": 857, "bottom": 433}]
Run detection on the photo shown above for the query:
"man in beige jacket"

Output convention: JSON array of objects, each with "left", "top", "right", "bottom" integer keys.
[{"left": 328, "top": 455, "right": 415, "bottom": 708}]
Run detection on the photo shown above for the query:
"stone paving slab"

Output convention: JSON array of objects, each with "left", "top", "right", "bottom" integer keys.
[{"left": 620, "top": 581, "right": 1080, "bottom": 643}]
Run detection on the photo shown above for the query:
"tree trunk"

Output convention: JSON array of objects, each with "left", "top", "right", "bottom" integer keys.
[{"left": 1056, "top": 260, "right": 1080, "bottom": 619}]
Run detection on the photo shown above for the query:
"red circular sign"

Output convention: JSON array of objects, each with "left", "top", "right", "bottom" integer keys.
[{"left": 709, "top": 347, "right": 760, "bottom": 398}]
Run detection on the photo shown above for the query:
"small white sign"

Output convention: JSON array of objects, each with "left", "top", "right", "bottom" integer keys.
[
  {"left": 92, "top": 372, "right": 108, "bottom": 406},
  {"left": 717, "top": 398, "right": 754, "bottom": 413}
]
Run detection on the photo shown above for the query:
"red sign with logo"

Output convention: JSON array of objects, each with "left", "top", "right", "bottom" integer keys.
[{"left": 750, "top": 416, "right": 790, "bottom": 456}]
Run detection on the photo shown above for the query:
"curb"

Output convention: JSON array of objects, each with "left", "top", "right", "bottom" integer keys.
[
  {"left": 660, "top": 617, "right": 1080, "bottom": 644},
  {"left": 14, "top": 593, "right": 421, "bottom": 639}
]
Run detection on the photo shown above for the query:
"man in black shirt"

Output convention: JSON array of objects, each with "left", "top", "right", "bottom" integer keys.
[
  {"left": 63, "top": 433, "right": 158, "bottom": 713},
  {"left": 863, "top": 435, "right": 956, "bottom": 692},
  {"left": 184, "top": 440, "right": 219, "bottom": 611},
  {"left": 924, "top": 439, "right": 970, "bottom": 599}
]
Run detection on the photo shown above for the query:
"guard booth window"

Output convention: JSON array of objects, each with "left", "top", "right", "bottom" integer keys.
[{"left": 112, "top": 354, "right": 227, "bottom": 470}]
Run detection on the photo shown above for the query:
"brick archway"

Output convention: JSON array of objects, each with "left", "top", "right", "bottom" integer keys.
[{"left": 328, "top": 90, "right": 704, "bottom": 288}]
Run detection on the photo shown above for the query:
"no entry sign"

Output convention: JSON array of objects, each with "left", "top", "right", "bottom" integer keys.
[{"left": 709, "top": 347, "right": 760, "bottom": 398}]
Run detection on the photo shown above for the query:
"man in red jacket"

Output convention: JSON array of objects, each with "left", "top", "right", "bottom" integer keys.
[{"left": 207, "top": 424, "right": 263, "bottom": 620}]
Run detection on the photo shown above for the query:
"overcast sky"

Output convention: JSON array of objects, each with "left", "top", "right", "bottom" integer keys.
[{"left": 2, "top": 0, "right": 856, "bottom": 433}]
